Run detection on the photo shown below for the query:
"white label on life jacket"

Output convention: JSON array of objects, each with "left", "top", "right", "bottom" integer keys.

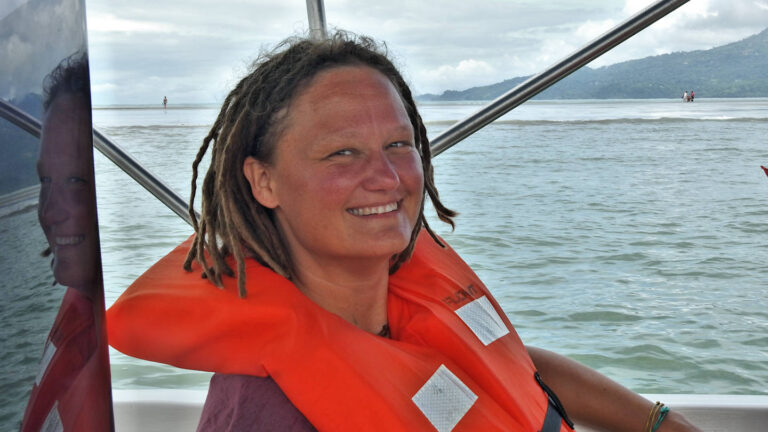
[
  {"left": 36, "top": 340, "right": 57, "bottom": 385},
  {"left": 412, "top": 364, "right": 477, "bottom": 432},
  {"left": 41, "top": 401, "right": 63, "bottom": 432},
  {"left": 455, "top": 296, "right": 509, "bottom": 346}
]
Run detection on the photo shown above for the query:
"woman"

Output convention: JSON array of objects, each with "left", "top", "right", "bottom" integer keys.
[
  {"left": 23, "top": 54, "right": 113, "bottom": 431},
  {"left": 108, "top": 33, "right": 699, "bottom": 431}
]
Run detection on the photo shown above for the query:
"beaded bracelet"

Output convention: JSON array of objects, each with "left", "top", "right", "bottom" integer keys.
[
  {"left": 653, "top": 406, "right": 670, "bottom": 432},
  {"left": 644, "top": 402, "right": 669, "bottom": 432}
]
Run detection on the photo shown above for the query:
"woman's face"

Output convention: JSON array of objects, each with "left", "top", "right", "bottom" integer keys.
[
  {"left": 37, "top": 93, "right": 98, "bottom": 288},
  {"left": 244, "top": 66, "right": 424, "bottom": 268}
]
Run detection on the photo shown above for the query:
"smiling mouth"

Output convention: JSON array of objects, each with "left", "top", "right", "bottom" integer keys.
[
  {"left": 54, "top": 235, "right": 85, "bottom": 246},
  {"left": 347, "top": 201, "right": 399, "bottom": 216}
]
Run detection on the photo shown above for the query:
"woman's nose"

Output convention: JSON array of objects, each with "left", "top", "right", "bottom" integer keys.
[
  {"left": 40, "top": 185, "right": 69, "bottom": 226},
  {"left": 363, "top": 151, "right": 400, "bottom": 191}
]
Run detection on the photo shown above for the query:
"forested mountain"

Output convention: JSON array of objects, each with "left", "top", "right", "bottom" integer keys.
[{"left": 419, "top": 27, "right": 768, "bottom": 101}]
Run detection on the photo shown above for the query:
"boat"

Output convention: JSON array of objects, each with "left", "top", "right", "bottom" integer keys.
[
  {"left": 1, "top": 0, "right": 767, "bottom": 430},
  {"left": 110, "top": 390, "right": 768, "bottom": 431}
]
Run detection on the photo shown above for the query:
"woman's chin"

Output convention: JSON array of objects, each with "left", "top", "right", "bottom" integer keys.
[
  {"left": 366, "top": 238, "right": 412, "bottom": 262},
  {"left": 53, "top": 272, "right": 96, "bottom": 289},
  {"left": 52, "top": 256, "right": 97, "bottom": 289}
]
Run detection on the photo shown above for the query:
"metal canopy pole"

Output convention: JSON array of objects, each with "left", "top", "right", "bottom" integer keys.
[
  {"left": 0, "top": 98, "right": 195, "bottom": 227},
  {"left": 429, "top": 0, "right": 690, "bottom": 156},
  {"left": 92, "top": 129, "right": 194, "bottom": 226},
  {"left": 0, "top": 99, "right": 41, "bottom": 139},
  {"left": 306, "top": 0, "right": 328, "bottom": 40}
]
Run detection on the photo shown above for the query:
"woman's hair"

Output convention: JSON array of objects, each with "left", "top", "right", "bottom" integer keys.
[
  {"left": 186, "top": 31, "right": 456, "bottom": 297},
  {"left": 43, "top": 52, "right": 91, "bottom": 112}
]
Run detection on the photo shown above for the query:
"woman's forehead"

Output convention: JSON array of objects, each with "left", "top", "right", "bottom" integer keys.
[
  {"left": 286, "top": 66, "right": 410, "bottom": 129},
  {"left": 303, "top": 65, "right": 394, "bottom": 95},
  {"left": 40, "top": 95, "right": 91, "bottom": 160}
]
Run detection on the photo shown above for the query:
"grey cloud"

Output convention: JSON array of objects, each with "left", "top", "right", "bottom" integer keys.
[
  {"left": 83, "top": 0, "right": 768, "bottom": 102},
  {"left": 0, "top": 0, "right": 87, "bottom": 102}
]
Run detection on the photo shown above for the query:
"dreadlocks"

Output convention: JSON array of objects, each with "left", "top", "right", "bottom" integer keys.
[{"left": 185, "top": 31, "right": 456, "bottom": 297}]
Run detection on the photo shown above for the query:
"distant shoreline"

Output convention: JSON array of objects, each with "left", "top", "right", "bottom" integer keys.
[
  {"left": 94, "top": 96, "right": 768, "bottom": 109},
  {"left": 418, "top": 27, "right": 768, "bottom": 102},
  {"left": 92, "top": 103, "right": 221, "bottom": 110}
]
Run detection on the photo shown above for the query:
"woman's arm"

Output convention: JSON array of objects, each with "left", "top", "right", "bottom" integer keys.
[{"left": 526, "top": 346, "right": 701, "bottom": 432}]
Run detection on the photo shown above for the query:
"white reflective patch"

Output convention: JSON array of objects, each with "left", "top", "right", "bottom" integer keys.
[
  {"left": 412, "top": 364, "right": 477, "bottom": 432},
  {"left": 41, "top": 401, "right": 63, "bottom": 432},
  {"left": 36, "top": 341, "right": 57, "bottom": 385},
  {"left": 455, "top": 296, "right": 509, "bottom": 346}
]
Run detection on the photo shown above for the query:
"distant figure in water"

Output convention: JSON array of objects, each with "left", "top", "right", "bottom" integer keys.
[
  {"left": 690, "top": 90, "right": 695, "bottom": 102},
  {"left": 163, "top": 95, "right": 168, "bottom": 109},
  {"left": 682, "top": 91, "right": 688, "bottom": 102}
]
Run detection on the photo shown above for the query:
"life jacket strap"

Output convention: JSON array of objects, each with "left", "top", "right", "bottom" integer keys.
[
  {"left": 540, "top": 402, "right": 568, "bottom": 432},
  {"left": 535, "top": 372, "right": 575, "bottom": 430}
]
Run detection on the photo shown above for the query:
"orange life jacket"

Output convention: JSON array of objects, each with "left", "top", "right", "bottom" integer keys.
[
  {"left": 108, "top": 232, "right": 573, "bottom": 431},
  {"left": 22, "top": 288, "right": 113, "bottom": 432}
]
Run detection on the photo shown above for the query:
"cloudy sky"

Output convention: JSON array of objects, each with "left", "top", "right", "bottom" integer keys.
[
  {"left": 0, "top": 0, "right": 86, "bottom": 104},
  {"left": 78, "top": 0, "right": 768, "bottom": 105}
]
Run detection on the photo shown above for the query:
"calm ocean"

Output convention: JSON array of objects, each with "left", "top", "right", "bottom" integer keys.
[
  {"left": 97, "top": 98, "right": 768, "bottom": 394},
  {"left": 93, "top": 98, "right": 768, "bottom": 394},
  {"left": 2, "top": 98, "right": 766, "bottom": 426}
]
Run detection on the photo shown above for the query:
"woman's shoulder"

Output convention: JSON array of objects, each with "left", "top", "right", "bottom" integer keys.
[{"left": 197, "top": 373, "right": 316, "bottom": 432}]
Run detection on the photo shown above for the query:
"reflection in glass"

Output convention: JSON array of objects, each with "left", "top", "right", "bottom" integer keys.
[
  {"left": 37, "top": 55, "right": 100, "bottom": 293},
  {"left": 1, "top": 0, "right": 113, "bottom": 429}
]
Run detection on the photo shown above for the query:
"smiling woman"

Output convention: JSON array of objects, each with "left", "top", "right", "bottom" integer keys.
[
  {"left": 21, "top": 52, "right": 113, "bottom": 432},
  {"left": 179, "top": 33, "right": 454, "bottom": 297},
  {"left": 241, "top": 66, "right": 425, "bottom": 329},
  {"left": 106, "top": 32, "right": 700, "bottom": 431},
  {"left": 38, "top": 74, "right": 98, "bottom": 289}
]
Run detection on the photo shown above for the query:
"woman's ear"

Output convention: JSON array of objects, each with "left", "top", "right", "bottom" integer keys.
[{"left": 243, "top": 156, "right": 279, "bottom": 208}]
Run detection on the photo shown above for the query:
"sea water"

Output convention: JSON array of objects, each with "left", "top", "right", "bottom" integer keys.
[
  {"left": 3, "top": 99, "right": 766, "bottom": 425},
  {"left": 91, "top": 98, "right": 768, "bottom": 395}
]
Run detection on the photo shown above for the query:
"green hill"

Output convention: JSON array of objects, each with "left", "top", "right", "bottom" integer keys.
[{"left": 419, "top": 27, "right": 768, "bottom": 100}]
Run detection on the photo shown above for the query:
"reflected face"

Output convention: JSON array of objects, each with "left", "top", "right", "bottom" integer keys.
[
  {"left": 37, "top": 93, "right": 98, "bottom": 288},
  {"left": 250, "top": 66, "right": 424, "bottom": 268}
]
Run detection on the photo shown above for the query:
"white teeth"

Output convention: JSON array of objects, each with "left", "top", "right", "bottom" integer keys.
[
  {"left": 55, "top": 235, "right": 85, "bottom": 245},
  {"left": 348, "top": 202, "right": 398, "bottom": 216}
]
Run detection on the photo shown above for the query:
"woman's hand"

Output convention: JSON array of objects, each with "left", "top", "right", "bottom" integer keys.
[{"left": 526, "top": 346, "right": 702, "bottom": 432}]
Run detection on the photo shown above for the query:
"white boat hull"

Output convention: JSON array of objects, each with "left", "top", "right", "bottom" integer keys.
[{"left": 113, "top": 390, "right": 768, "bottom": 431}]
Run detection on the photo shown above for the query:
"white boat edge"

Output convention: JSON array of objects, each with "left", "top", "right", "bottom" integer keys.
[{"left": 113, "top": 389, "right": 768, "bottom": 431}]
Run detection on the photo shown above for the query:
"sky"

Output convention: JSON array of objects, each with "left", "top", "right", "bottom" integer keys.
[
  {"left": 3, "top": 0, "right": 768, "bottom": 105},
  {"left": 0, "top": 0, "right": 86, "bottom": 106}
]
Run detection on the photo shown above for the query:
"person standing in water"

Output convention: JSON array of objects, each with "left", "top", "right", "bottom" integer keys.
[{"left": 163, "top": 95, "right": 168, "bottom": 110}]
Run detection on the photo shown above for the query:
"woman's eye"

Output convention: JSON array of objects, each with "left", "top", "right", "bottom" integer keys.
[
  {"left": 387, "top": 141, "right": 412, "bottom": 149},
  {"left": 39, "top": 176, "right": 51, "bottom": 184},
  {"left": 68, "top": 176, "right": 88, "bottom": 185},
  {"left": 329, "top": 149, "right": 354, "bottom": 157}
]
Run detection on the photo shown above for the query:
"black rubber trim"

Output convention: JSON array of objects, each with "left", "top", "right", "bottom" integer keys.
[{"left": 535, "top": 372, "right": 575, "bottom": 430}]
